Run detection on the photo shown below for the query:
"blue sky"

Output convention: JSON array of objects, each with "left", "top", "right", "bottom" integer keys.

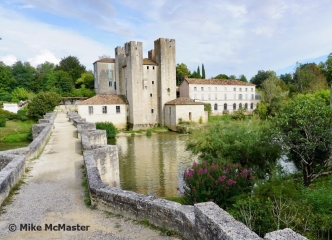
[{"left": 0, "top": 0, "right": 331, "bottom": 80}]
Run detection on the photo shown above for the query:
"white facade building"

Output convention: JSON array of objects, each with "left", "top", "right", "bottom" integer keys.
[{"left": 179, "top": 77, "right": 259, "bottom": 114}]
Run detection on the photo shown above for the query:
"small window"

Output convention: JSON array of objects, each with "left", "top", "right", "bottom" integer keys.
[
  {"left": 240, "top": 88, "right": 242, "bottom": 91},
  {"left": 245, "top": 88, "right": 247, "bottom": 92},
  {"left": 239, "top": 103, "right": 243, "bottom": 109},
  {"left": 88, "top": 106, "right": 93, "bottom": 114},
  {"left": 194, "top": 87, "right": 197, "bottom": 91},
  {"left": 239, "top": 94, "right": 242, "bottom": 100},
  {"left": 208, "top": 94, "right": 211, "bottom": 100},
  {"left": 251, "top": 103, "right": 254, "bottom": 109},
  {"left": 151, "top": 109, "right": 154, "bottom": 113},
  {"left": 102, "top": 106, "right": 107, "bottom": 114},
  {"left": 251, "top": 94, "right": 254, "bottom": 100},
  {"left": 251, "top": 88, "right": 253, "bottom": 92},
  {"left": 114, "top": 82, "right": 116, "bottom": 90},
  {"left": 224, "top": 103, "right": 227, "bottom": 110},
  {"left": 233, "top": 103, "right": 236, "bottom": 110},
  {"left": 201, "top": 87, "right": 204, "bottom": 91},
  {"left": 245, "top": 94, "right": 248, "bottom": 100},
  {"left": 214, "top": 103, "right": 218, "bottom": 110},
  {"left": 215, "top": 94, "right": 217, "bottom": 100},
  {"left": 108, "top": 81, "right": 112, "bottom": 87},
  {"left": 116, "top": 106, "right": 120, "bottom": 113},
  {"left": 153, "top": 66, "right": 155, "bottom": 70},
  {"left": 152, "top": 81, "right": 154, "bottom": 84},
  {"left": 234, "top": 88, "right": 236, "bottom": 91},
  {"left": 147, "top": 66, "right": 149, "bottom": 69},
  {"left": 245, "top": 103, "right": 248, "bottom": 109},
  {"left": 224, "top": 94, "right": 227, "bottom": 100},
  {"left": 150, "top": 93, "right": 152, "bottom": 97}
]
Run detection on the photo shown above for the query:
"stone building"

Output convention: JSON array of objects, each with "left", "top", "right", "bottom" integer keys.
[
  {"left": 179, "top": 77, "right": 259, "bottom": 114},
  {"left": 81, "top": 38, "right": 207, "bottom": 130}
]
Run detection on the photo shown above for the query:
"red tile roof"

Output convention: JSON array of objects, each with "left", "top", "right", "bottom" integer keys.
[
  {"left": 77, "top": 94, "right": 128, "bottom": 105},
  {"left": 184, "top": 77, "right": 255, "bottom": 86},
  {"left": 165, "top": 97, "right": 205, "bottom": 105}
]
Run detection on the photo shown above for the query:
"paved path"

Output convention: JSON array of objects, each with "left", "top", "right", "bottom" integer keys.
[{"left": 0, "top": 112, "right": 178, "bottom": 240}]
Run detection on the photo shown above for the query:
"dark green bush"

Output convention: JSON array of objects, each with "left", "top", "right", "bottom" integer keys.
[
  {"left": 0, "top": 108, "right": 16, "bottom": 120},
  {"left": 17, "top": 108, "right": 28, "bottom": 121},
  {"left": 0, "top": 118, "right": 6, "bottom": 127},
  {"left": 0, "top": 92, "right": 12, "bottom": 102},
  {"left": 96, "top": 122, "right": 117, "bottom": 138},
  {"left": 27, "top": 92, "right": 61, "bottom": 120},
  {"left": 146, "top": 130, "right": 152, "bottom": 136}
]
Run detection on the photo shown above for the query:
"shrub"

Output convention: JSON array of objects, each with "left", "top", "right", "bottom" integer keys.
[
  {"left": 0, "top": 92, "right": 12, "bottom": 102},
  {"left": 16, "top": 108, "right": 28, "bottom": 121},
  {"left": 11, "top": 87, "right": 29, "bottom": 101},
  {"left": 96, "top": 122, "right": 117, "bottom": 138},
  {"left": 182, "top": 161, "right": 254, "bottom": 209},
  {"left": 204, "top": 103, "right": 211, "bottom": 116},
  {"left": 146, "top": 130, "right": 152, "bottom": 136},
  {"left": 0, "top": 108, "right": 16, "bottom": 120},
  {"left": 0, "top": 118, "right": 5, "bottom": 127},
  {"left": 27, "top": 92, "right": 61, "bottom": 120}
]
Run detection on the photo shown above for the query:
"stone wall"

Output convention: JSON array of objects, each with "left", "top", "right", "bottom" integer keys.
[
  {"left": 74, "top": 111, "right": 307, "bottom": 240},
  {"left": 0, "top": 112, "right": 56, "bottom": 205}
]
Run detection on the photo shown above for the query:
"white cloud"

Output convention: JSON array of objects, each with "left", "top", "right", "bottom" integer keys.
[
  {"left": 27, "top": 49, "right": 60, "bottom": 67},
  {"left": 0, "top": 54, "right": 17, "bottom": 66}
]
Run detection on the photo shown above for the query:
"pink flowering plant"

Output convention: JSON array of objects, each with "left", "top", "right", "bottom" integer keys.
[{"left": 182, "top": 161, "right": 254, "bottom": 209}]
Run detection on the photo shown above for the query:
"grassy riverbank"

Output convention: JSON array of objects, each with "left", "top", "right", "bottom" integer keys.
[{"left": 0, "top": 120, "right": 35, "bottom": 150}]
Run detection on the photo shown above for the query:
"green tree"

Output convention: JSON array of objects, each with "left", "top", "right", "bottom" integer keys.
[
  {"left": 273, "top": 97, "right": 332, "bottom": 186},
  {"left": 11, "top": 87, "right": 29, "bottom": 101},
  {"left": 239, "top": 74, "right": 248, "bottom": 82},
  {"left": 229, "top": 75, "right": 237, "bottom": 79},
  {"left": 35, "top": 62, "right": 56, "bottom": 91},
  {"left": 293, "top": 63, "right": 327, "bottom": 93},
  {"left": 202, "top": 64, "right": 206, "bottom": 79},
  {"left": 11, "top": 61, "right": 37, "bottom": 91},
  {"left": 279, "top": 73, "right": 293, "bottom": 84},
  {"left": 27, "top": 92, "right": 61, "bottom": 120},
  {"left": 0, "top": 65, "right": 16, "bottom": 92},
  {"left": 260, "top": 75, "right": 289, "bottom": 116},
  {"left": 76, "top": 72, "right": 94, "bottom": 89},
  {"left": 197, "top": 66, "right": 201, "bottom": 78},
  {"left": 321, "top": 53, "right": 332, "bottom": 84},
  {"left": 250, "top": 70, "right": 275, "bottom": 88},
  {"left": 55, "top": 56, "right": 86, "bottom": 84},
  {"left": 213, "top": 74, "right": 229, "bottom": 79},
  {"left": 176, "top": 63, "right": 190, "bottom": 85}
]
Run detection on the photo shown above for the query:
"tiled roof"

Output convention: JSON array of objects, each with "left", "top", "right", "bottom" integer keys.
[
  {"left": 94, "top": 58, "right": 115, "bottom": 64},
  {"left": 184, "top": 77, "right": 255, "bottom": 86},
  {"left": 165, "top": 97, "right": 205, "bottom": 105},
  {"left": 143, "top": 58, "right": 158, "bottom": 65},
  {"left": 77, "top": 94, "right": 128, "bottom": 105}
]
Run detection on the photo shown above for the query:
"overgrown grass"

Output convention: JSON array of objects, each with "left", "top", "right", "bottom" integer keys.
[
  {"left": 137, "top": 219, "right": 182, "bottom": 238},
  {"left": 121, "top": 126, "right": 169, "bottom": 134},
  {"left": 164, "top": 196, "right": 184, "bottom": 204},
  {"left": 81, "top": 165, "right": 92, "bottom": 208},
  {"left": 0, "top": 120, "right": 35, "bottom": 143}
]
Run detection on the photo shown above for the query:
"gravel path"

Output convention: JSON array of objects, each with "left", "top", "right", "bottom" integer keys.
[{"left": 0, "top": 112, "right": 180, "bottom": 240}]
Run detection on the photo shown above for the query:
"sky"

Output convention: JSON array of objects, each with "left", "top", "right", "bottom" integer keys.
[{"left": 0, "top": 0, "right": 331, "bottom": 80}]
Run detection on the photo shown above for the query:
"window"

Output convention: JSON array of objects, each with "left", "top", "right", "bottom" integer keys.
[
  {"left": 245, "top": 94, "right": 248, "bottom": 100},
  {"left": 88, "top": 106, "right": 93, "bottom": 114},
  {"left": 245, "top": 88, "right": 247, "bottom": 92},
  {"left": 245, "top": 103, "right": 248, "bottom": 109},
  {"left": 214, "top": 103, "right": 218, "bottom": 110},
  {"left": 208, "top": 94, "right": 211, "bottom": 100},
  {"left": 102, "top": 106, "right": 107, "bottom": 114},
  {"left": 150, "top": 93, "right": 152, "bottom": 97},
  {"left": 251, "top": 88, "right": 253, "bottom": 92},
  {"left": 108, "top": 71, "right": 113, "bottom": 79},
  {"left": 116, "top": 106, "right": 120, "bottom": 113},
  {"left": 215, "top": 94, "right": 217, "bottom": 100},
  {"left": 233, "top": 103, "right": 236, "bottom": 110},
  {"left": 201, "top": 87, "right": 204, "bottom": 91},
  {"left": 251, "top": 94, "right": 254, "bottom": 100},
  {"left": 152, "top": 81, "right": 154, "bottom": 84},
  {"left": 194, "top": 87, "right": 197, "bottom": 91},
  {"left": 234, "top": 88, "right": 236, "bottom": 91},
  {"left": 224, "top": 94, "right": 227, "bottom": 100},
  {"left": 224, "top": 103, "right": 227, "bottom": 110},
  {"left": 251, "top": 103, "right": 254, "bottom": 110},
  {"left": 114, "top": 82, "right": 116, "bottom": 90},
  {"left": 153, "top": 66, "right": 155, "bottom": 70},
  {"left": 239, "top": 103, "right": 242, "bottom": 109},
  {"left": 201, "top": 94, "right": 204, "bottom": 100},
  {"left": 239, "top": 94, "right": 242, "bottom": 100},
  {"left": 240, "top": 88, "right": 242, "bottom": 91},
  {"left": 108, "top": 81, "right": 112, "bottom": 87},
  {"left": 147, "top": 66, "right": 149, "bottom": 69},
  {"left": 151, "top": 109, "right": 154, "bottom": 113}
]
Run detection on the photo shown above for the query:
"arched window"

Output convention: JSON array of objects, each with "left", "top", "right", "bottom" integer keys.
[
  {"left": 214, "top": 103, "right": 218, "bottom": 110},
  {"left": 250, "top": 103, "right": 254, "bottom": 110},
  {"left": 239, "top": 103, "right": 242, "bottom": 109},
  {"left": 233, "top": 103, "right": 236, "bottom": 110},
  {"left": 224, "top": 103, "right": 227, "bottom": 110},
  {"left": 245, "top": 103, "right": 248, "bottom": 109}
]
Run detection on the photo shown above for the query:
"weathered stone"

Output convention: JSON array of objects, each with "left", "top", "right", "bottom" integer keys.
[{"left": 264, "top": 228, "right": 308, "bottom": 240}]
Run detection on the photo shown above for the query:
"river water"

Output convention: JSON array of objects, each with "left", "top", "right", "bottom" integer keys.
[{"left": 108, "top": 132, "right": 198, "bottom": 198}]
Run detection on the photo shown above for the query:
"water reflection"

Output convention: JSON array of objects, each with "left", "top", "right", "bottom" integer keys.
[{"left": 108, "top": 132, "right": 197, "bottom": 198}]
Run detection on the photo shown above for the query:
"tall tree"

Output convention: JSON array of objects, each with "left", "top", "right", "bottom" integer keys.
[
  {"left": 229, "top": 75, "right": 237, "bottom": 80},
  {"left": 0, "top": 65, "right": 16, "bottom": 92},
  {"left": 321, "top": 53, "right": 332, "bottom": 84},
  {"left": 293, "top": 63, "right": 327, "bottom": 93},
  {"left": 250, "top": 70, "right": 275, "bottom": 88},
  {"left": 55, "top": 56, "right": 86, "bottom": 84},
  {"left": 239, "top": 74, "right": 248, "bottom": 82},
  {"left": 35, "top": 62, "right": 56, "bottom": 92},
  {"left": 11, "top": 61, "right": 37, "bottom": 91},
  {"left": 197, "top": 66, "right": 201, "bottom": 78},
  {"left": 176, "top": 63, "right": 191, "bottom": 85},
  {"left": 279, "top": 73, "right": 293, "bottom": 84},
  {"left": 274, "top": 96, "right": 332, "bottom": 186},
  {"left": 202, "top": 64, "right": 206, "bottom": 79},
  {"left": 76, "top": 72, "right": 94, "bottom": 89}
]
